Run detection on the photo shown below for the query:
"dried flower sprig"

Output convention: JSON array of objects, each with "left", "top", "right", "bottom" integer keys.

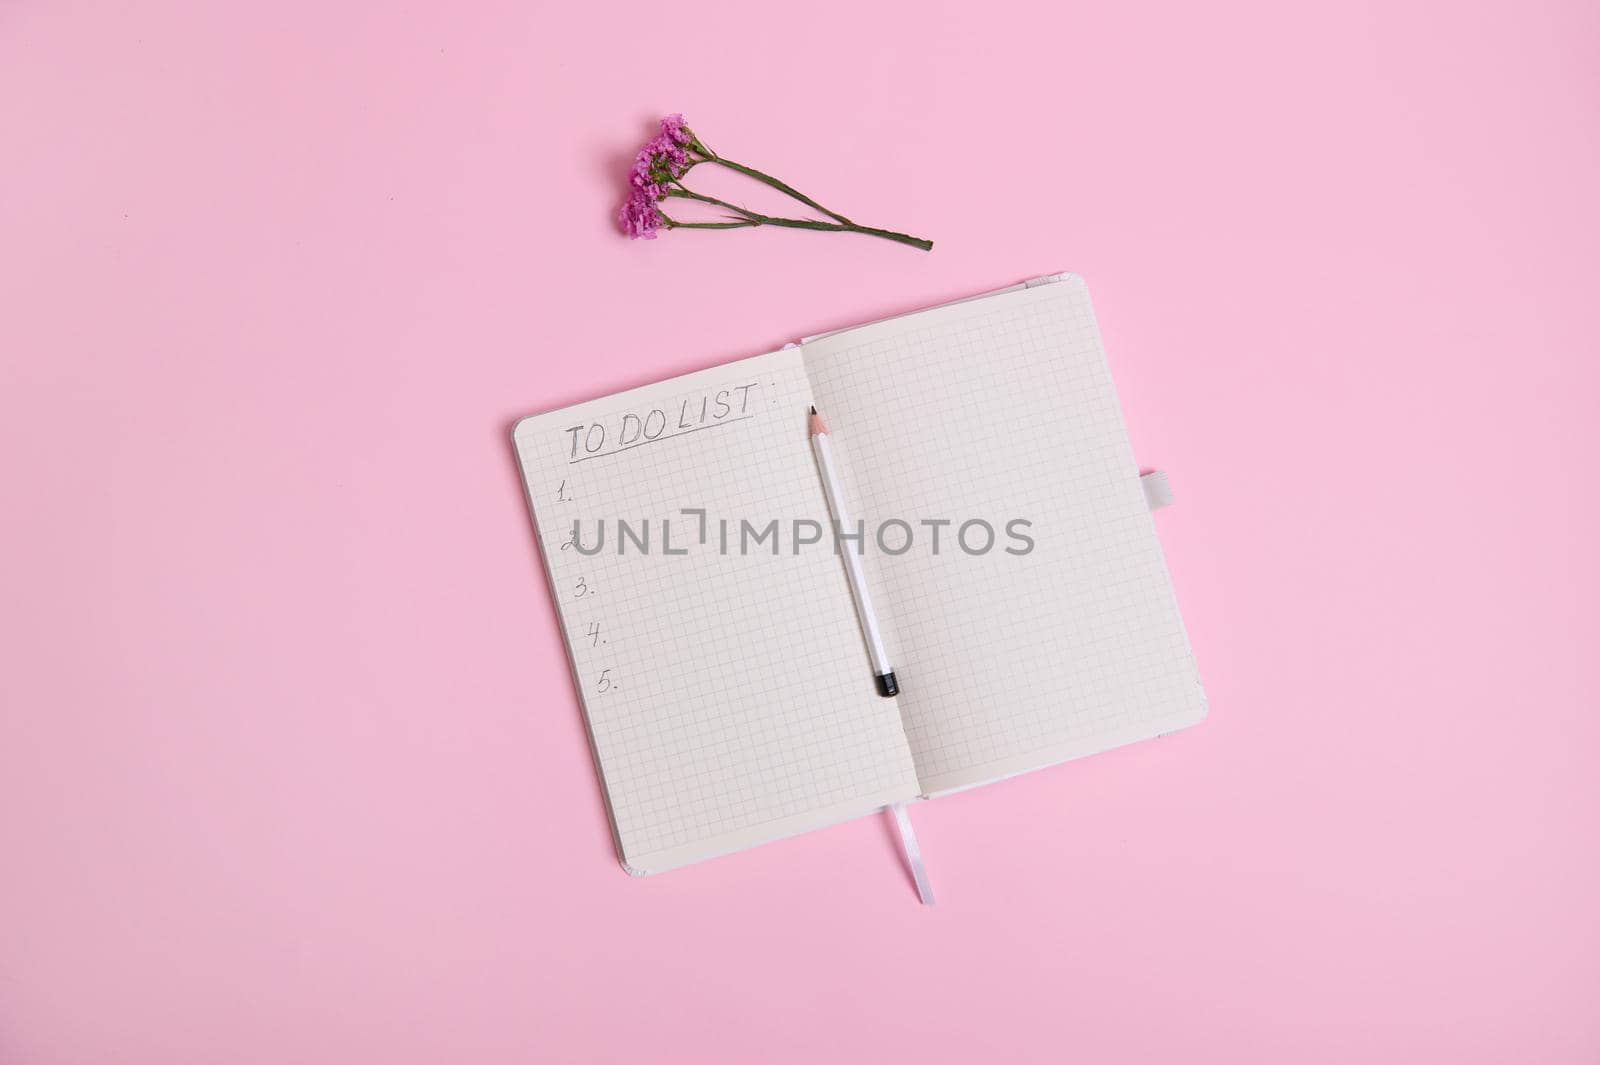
[{"left": 618, "top": 115, "right": 933, "bottom": 251}]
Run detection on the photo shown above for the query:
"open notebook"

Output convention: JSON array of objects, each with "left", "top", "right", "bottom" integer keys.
[{"left": 512, "top": 274, "right": 1207, "bottom": 879}]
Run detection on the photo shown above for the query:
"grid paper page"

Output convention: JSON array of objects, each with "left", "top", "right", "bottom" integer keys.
[
  {"left": 802, "top": 277, "right": 1207, "bottom": 795},
  {"left": 513, "top": 347, "right": 919, "bottom": 874}
]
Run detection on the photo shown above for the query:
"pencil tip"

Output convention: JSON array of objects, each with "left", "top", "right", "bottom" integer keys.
[{"left": 809, "top": 405, "right": 817, "bottom": 415}]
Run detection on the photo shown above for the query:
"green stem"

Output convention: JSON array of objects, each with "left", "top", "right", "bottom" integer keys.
[
  {"left": 703, "top": 157, "right": 856, "bottom": 226},
  {"left": 666, "top": 187, "right": 761, "bottom": 221},
  {"left": 850, "top": 225, "right": 933, "bottom": 251},
  {"left": 658, "top": 210, "right": 759, "bottom": 230},
  {"left": 677, "top": 148, "right": 927, "bottom": 248},
  {"left": 663, "top": 203, "right": 931, "bottom": 250},
  {"left": 753, "top": 215, "right": 932, "bottom": 250}
]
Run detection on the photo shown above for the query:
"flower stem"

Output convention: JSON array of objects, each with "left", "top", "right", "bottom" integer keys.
[
  {"left": 752, "top": 216, "right": 933, "bottom": 250},
  {"left": 703, "top": 157, "right": 856, "bottom": 226},
  {"left": 662, "top": 200, "right": 931, "bottom": 250},
  {"left": 661, "top": 168, "right": 931, "bottom": 249},
  {"left": 658, "top": 210, "right": 759, "bottom": 230},
  {"left": 666, "top": 186, "right": 761, "bottom": 221}
]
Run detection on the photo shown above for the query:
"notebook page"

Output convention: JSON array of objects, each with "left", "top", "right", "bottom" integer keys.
[
  {"left": 801, "top": 277, "right": 1207, "bottom": 795},
  {"left": 513, "top": 348, "right": 919, "bottom": 874}
]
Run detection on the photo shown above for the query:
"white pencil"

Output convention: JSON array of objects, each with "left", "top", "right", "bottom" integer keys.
[{"left": 809, "top": 405, "right": 898, "bottom": 698}]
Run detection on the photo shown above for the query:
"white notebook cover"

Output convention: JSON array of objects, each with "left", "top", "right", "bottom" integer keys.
[{"left": 512, "top": 275, "right": 1206, "bottom": 873}]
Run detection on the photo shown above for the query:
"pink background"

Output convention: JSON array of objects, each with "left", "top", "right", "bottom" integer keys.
[{"left": 3, "top": 1, "right": 1597, "bottom": 1061}]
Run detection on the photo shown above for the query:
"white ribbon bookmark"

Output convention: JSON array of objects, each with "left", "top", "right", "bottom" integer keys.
[{"left": 890, "top": 802, "right": 936, "bottom": 905}]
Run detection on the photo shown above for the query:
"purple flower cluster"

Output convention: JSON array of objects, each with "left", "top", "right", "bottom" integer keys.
[{"left": 618, "top": 114, "right": 696, "bottom": 240}]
